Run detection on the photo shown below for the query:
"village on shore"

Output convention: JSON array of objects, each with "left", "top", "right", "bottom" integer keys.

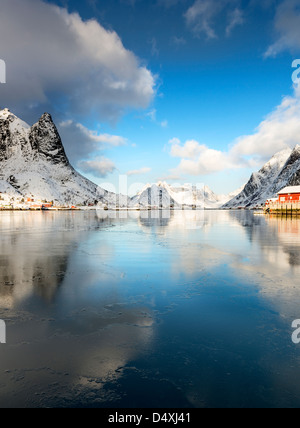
[
  {"left": 0, "top": 193, "right": 99, "bottom": 211},
  {"left": 1, "top": 185, "right": 300, "bottom": 214}
]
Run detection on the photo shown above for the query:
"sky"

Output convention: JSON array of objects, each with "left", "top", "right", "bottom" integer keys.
[{"left": 1, "top": 0, "right": 300, "bottom": 195}]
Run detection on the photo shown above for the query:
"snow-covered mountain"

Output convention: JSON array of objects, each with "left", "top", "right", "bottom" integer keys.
[
  {"left": 4, "top": 107, "right": 283, "bottom": 211},
  {"left": 130, "top": 182, "right": 179, "bottom": 208},
  {"left": 130, "top": 182, "right": 240, "bottom": 209},
  {"left": 0, "top": 108, "right": 128, "bottom": 206},
  {"left": 224, "top": 146, "right": 300, "bottom": 208}
]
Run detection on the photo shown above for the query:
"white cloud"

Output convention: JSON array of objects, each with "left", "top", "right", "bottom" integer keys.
[
  {"left": 185, "top": 0, "right": 221, "bottom": 39},
  {"left": 170, "top": 139, "right": 239, "bottom": 175},
  {"left": 149, "top": 37, "right": 159, "bottom": 57},
  {"left": 145, "top": 109, "right": 168, "bottom": 128},
  {"left": 74, "top": 123, "right": 127, "bottom": 147},
  {"left": 58, "top": 120, "right": 127, "bottom": 165},
  {"left": 171, "top": 36, "right": 187, "bottom": 47},
  {"left": 265, "top": 0, "right": 300, "bottom": 57},
  {"left": 231, "top": 87, "right": 300, "bottom": 159},
  {"left": 226, "top": 8, "right": 244, "bottom": 36},
  {"left": 184, "top": 0, "right": 243, "bottom": 39},
  {"left": 126, "top": 167, "right": 151, "bottom": 176},
  {"left": 146, "top": 109, "right": 157, "bottom": 122},
  {"left": 169, "top": 137, "right": 181, "bottom": 145},
  {"left": 170, "top": 139, "right": 204, "bottom": 159},
  {"left": 78, "top": 158, "right": 116, "bottom": 178},
  {"left": 169, "top": 86, "right": 300, "bottom": 176},
  {"left": 0, "top": 0, "right": 155, "bottom": 121}
]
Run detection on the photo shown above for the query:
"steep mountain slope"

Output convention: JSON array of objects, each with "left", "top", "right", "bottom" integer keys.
[
  {"left": 0, "top": 108, "right": 127, "bottom": 206},
  {"left": 224, "top": 147, "right": 300, "bottom": 208}
]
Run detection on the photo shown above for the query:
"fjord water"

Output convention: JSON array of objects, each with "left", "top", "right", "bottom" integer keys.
[{"left": 0, "top": 210, "right": 300, "bottom": 408}]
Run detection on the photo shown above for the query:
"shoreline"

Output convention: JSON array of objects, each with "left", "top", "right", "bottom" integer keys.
[{"left": 0, "top": 207, "right": 264, "bottom": 212}]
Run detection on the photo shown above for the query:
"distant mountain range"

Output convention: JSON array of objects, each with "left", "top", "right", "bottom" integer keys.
[
  {"left": 130, "top": 182, "right": 241, "bottom": 209},
  {"left": 1, "top": 108, "right": 300, "bottom": 209}
]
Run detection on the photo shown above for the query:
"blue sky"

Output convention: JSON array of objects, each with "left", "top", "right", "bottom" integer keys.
[{"left": 1, "top": 0, "right": 300, "bottom": 195}]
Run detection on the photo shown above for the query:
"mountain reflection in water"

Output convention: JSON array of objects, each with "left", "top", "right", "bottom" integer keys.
[{"left": 0, "top": 210, "right": 300, "bottom": 408}]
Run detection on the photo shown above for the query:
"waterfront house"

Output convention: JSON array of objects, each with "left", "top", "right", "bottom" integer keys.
[
  {"left": 265, "top": 186, "right": 300, "bottom": 215},
  {"left": 277, "top": 186, "right": 300, "bottom": 202}
]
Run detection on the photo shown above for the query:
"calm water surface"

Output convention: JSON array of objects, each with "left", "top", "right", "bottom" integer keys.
[{"left": 0, "top": 210, "right": 300, "bottom": 408}]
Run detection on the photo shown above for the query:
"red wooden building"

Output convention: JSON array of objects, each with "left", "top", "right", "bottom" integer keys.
[{"left": 277, "top": 186, "right": 300, "bottom": 203}]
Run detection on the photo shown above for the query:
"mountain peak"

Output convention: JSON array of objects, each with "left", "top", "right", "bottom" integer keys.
[
  {"left": 38, "top": 112, "right": 55, "bottom": 124},
  {"left": 0, "top": 108, "right": 11, "bottom": 118},
  {"left": 29, "top": 112, "right": 69, "bottom": 166},
  {"left": 291, "top": 144, "right": 300, "bottom": 154},
  {"left": 0, "top": 109, "right": 115, "bottom": 206}
]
